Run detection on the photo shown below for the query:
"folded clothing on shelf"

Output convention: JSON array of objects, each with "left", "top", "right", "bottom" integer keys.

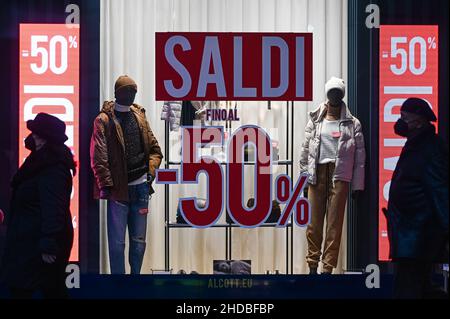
[
  {"left": 213, "top": 260, "right": 251, "bottom": 275},
  {"left": 175, "top": 198, "right": 281, "bottom": 224},
  {"left": 244, "top": 142, "right": 279, "bottom": 161},
  {"left": 177, "top": 269, "right": 200, "bottom": 275},
  {"left": 161, "top": 101, "right": 182, "bottom": 131},
  {"left": 226, "top": 198, "right": 281, "bottom": 224}
]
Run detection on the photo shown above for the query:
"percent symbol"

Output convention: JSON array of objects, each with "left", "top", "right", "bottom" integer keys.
[
  {"left": 275, "top": 174, "right": 310, "bottom": 227},
  {"left": 69, "top": 35, "right": 78, "bottom": 48},
  {"left": 427, "top": 36, "right": 436, "bottom": 50}
]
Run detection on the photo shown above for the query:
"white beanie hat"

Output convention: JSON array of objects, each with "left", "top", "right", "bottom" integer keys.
[{"left": 325, "top": 76, "right": 346, "bottom": 96}]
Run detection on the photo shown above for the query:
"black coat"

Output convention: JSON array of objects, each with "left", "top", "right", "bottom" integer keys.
[
  {"left": 386, "top": 125, "right": 449, "bottom": 262},
  {"left": 1, "top": 145, "right": 74, "bottom": 290}
]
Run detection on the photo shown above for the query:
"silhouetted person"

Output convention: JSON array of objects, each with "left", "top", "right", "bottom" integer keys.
[
  {"left": 384, "top": 98, "right": 448, "bottom": 299},
  {"left": 0, "top": 113, "right": 75, "bottom": 299}
]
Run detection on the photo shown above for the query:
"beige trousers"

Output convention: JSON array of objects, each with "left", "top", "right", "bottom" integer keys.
[{"left": 306, "top": 163, "right": 349, "bottom": 273}]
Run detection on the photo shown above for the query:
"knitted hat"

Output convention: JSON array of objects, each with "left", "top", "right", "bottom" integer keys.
[
  {"left": 325, "top": 76, "right": 346, "bottom": 96},
  {"left": 114, "top": 75, "right": 137, "bottom": 93},
  {"left": 401, "top": 98, "right": 437, "bottom": 122}
]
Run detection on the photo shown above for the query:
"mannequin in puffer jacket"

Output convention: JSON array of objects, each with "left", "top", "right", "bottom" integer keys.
[
  {"left": 300, "top": 76, "right": 366, "bottom": 275},
  {"left": 161, "top": 101, "right": 182, "bottom": 131},
  {"left": 161, "top": 101, "right": 221, "bottom": 131}
]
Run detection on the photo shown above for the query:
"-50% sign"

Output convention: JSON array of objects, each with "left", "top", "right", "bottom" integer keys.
[{"left": 156, "top": 126, "right": 310, "bottom": 228}]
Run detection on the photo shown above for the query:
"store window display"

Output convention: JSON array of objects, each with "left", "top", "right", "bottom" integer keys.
[{"left": 299, "top": 77, "right": 366, "bottom": 274}]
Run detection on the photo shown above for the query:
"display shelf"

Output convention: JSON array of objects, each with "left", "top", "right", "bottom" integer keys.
[
  {"left": 163, "top": 101, "right": 296, "bottom": 274},
  {"left": 167, "top": 223, "right": 293, "bottom": 228},
  {"left": 168, "top": 160, "right": 293, "bottom": 166}
]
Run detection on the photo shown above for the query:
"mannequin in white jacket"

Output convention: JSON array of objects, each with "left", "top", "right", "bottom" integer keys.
[{"left": 299, "top": 77, "right": 366, "bottom": 274}]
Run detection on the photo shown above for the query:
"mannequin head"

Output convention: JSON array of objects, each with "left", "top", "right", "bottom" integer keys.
[
  {"left": 115, "top": 86, "right": 137, "bottom": 106},
  {"left": 114, "top": 75, "right": 137, "bottom": 106},
  {"left": 327, "top": 88, "right": 344, "bottom": 107},
  {"left": 325, "top": 76, "right": 346, "bottom": 107}
]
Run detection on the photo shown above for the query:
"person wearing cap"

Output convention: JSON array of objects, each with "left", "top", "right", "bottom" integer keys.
[
  {"left": 90, "top": 75, "right": 163, "bottom": 274},
  {"left": 384, "top": 97, "right": 448, "bottom": 299},
  {"left": 0, "top": 113, "right": 75, "bottom": 299},
  {"left": 299, "top": 76, "right": 366, "bottom": 275}
]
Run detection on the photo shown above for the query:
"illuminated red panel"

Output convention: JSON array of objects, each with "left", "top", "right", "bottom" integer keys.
[
  {"left": 379, "top": 25, "right": 438, "bottom": 261},
  {"left": 155, "top": 32, "right": 313, "bottom": 101},
  {"left": 19, "top": 24, "right": 80, "bottom": 261}
]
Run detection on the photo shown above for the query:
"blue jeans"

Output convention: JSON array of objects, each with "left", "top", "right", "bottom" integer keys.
[{"left": 107, "top": 182, "right": 150, "bottom": 274}]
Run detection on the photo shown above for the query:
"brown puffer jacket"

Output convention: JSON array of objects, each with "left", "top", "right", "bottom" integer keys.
[{"left": 90, "top": 101, "right": 163, "bottom": 201}]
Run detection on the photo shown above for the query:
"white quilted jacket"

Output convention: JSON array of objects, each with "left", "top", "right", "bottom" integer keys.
[{"left": 299, "top": 102, "right": 366, "bottom": 191}]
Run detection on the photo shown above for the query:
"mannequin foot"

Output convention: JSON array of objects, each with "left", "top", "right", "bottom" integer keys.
[{"left": 309, "top": 267, "right": 318, "bottom": 275}]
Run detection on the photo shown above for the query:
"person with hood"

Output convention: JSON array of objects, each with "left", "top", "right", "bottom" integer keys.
[
  {"left": 300, "top": 77, "right": 366, "bottom": 275},
  {"left": 90, "top": 75, "right": 163, "bottom": 274},
  {"left": 384, "top": 98, "right": 448, "bottom": 299},
  {"left": 1, "top": 113, "right": 75, "bottom": 299}
]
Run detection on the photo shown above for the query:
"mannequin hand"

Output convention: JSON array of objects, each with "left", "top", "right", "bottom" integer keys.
[
  {"left": 303, "top": 186, "right": 309, "bottom": 199},
  {"left": 352, "top": 190, "right": 363, "bottom": 199},
  {"left": 100, "top": 187, "right": 112, "bottom": 200},
  {"left": 42, "top": 254, "right": 56, "bottom": 264}
]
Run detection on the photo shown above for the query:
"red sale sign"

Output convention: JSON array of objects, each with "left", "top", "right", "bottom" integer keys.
[
  {"left": 379, "top": 25, "right": 439, "bottom": 261},
  {"left": 19, "top": 24, "right": 80, "bottom": 261},
  {"left": 156, "top": 126, "right": 310, "bottom": 228},
  {"left": 155, "top": 32, "right": 312, "bottom": 101}
]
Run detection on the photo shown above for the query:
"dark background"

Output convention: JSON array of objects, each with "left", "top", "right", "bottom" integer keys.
[
  {"left": 0, "top": 0, "right": 100, "bottom": 273},
  {"left": 347, "top": 0, "right": 449, "bottom": 271},
  {"left": 0, "top": 0, "right": 448, "bottom": 276}
]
